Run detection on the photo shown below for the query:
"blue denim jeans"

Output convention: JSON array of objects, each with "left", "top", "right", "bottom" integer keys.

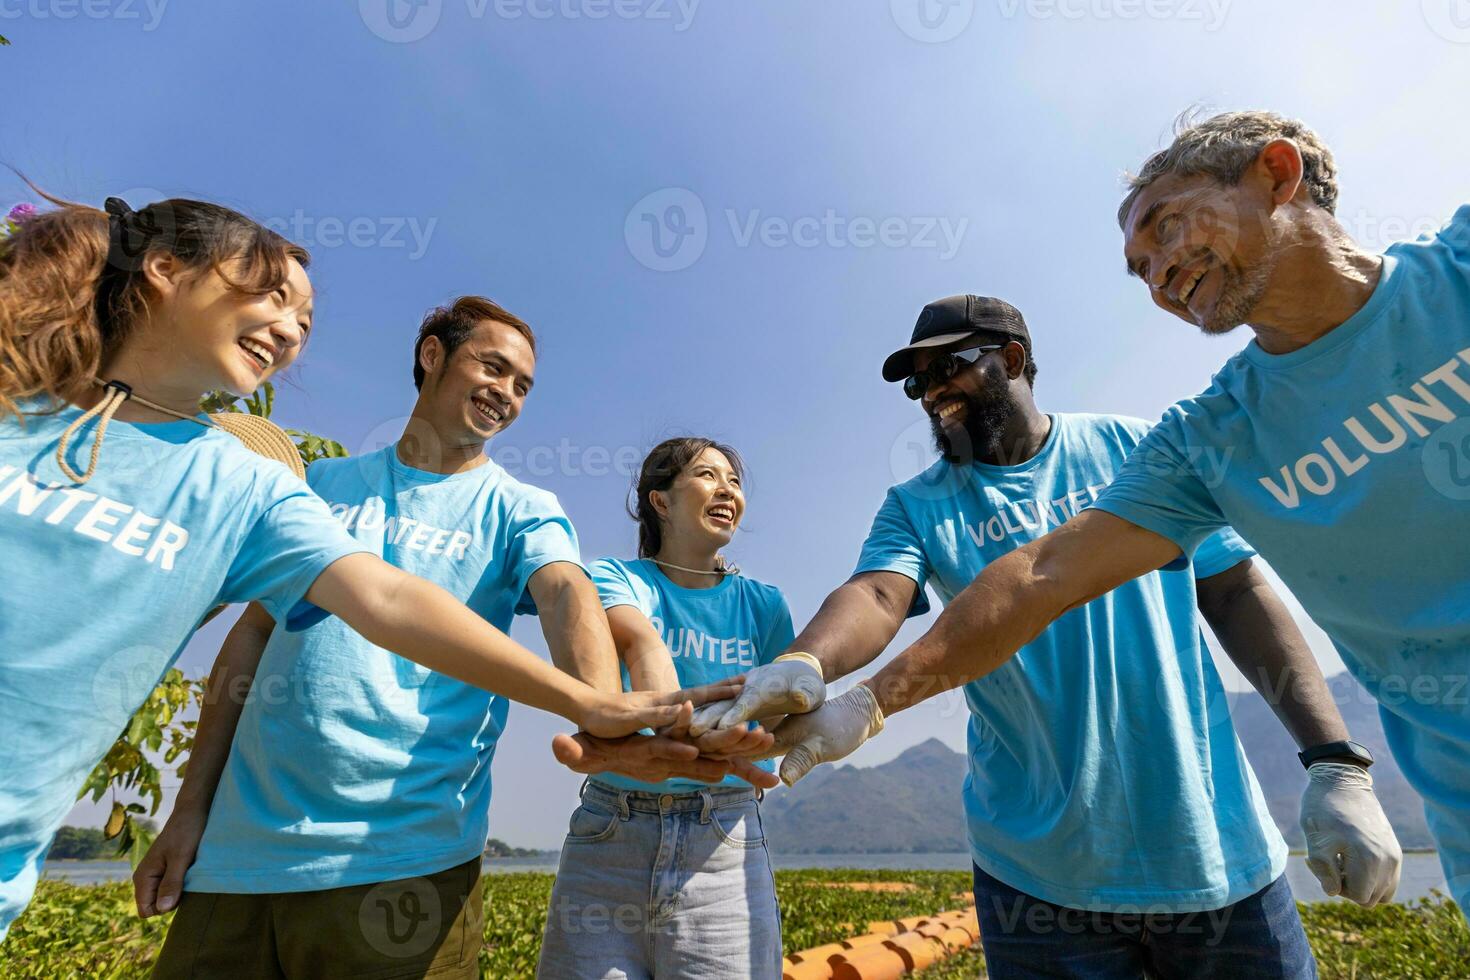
[
  {"left": 536, "top": 782, "right": 782, "bottom": 979},
  {"left": 972, "top": 865, "right": 1316, "bottom": 980}
]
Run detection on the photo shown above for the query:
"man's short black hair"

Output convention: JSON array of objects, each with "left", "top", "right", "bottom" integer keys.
[{"left": 412, "top": 296, "right": 536, "bottom": 390}]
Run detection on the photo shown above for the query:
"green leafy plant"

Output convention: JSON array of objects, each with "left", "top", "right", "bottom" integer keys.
[
  {"left": 7, "top": 873, "right": 1465, "bottom": 979},
  {"left": 77, "top": 669, "right": 203, "bottom": 867},
  {"left": 80, "top": 383, "right": 346, "bottom": 863}
]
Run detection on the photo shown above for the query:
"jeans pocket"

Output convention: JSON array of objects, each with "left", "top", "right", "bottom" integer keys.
[
  {"left": 565, "top": 801, "right": 620, "bottom": 844},
  {"left": 711, "top": 801, "right": 765, "bottom": 849}
]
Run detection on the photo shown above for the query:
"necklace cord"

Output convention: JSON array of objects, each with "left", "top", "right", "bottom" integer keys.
[
  {"left": 53, "top": 378, "right": 215, "bottom": 485},
  {"left": 650, "top": 557, "right": 740, "bottom": 577}
]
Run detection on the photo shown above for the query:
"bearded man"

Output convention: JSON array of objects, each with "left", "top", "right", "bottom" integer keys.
[{"left": 717, "top": 293, "right": 1401, "bottom": 980}]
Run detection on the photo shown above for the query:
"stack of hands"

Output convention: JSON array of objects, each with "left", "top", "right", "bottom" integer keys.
[
  {"left": 555, "top": 653, "right": 885, "bottom": 790},
  {"left": 557, "top": 659, "right": 1404, "bottom": 910}
]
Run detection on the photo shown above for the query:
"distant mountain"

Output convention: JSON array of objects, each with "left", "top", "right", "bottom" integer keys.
[{"left": 762, "top": 673, "right": 1432, "bottom": 854}]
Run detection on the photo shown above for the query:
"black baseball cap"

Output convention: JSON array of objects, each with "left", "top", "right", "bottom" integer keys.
[{"left": 882, "top": 294, "right": 1032, "bottom": 382}]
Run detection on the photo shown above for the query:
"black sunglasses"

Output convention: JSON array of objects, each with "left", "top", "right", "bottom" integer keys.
[{"left": 903, "top": 344, "right": 1004, "bottom": 400}]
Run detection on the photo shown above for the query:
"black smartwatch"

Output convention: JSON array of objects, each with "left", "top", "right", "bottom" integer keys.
[{"left": 1298, "top": 740, "right": 1374, "bottom": 770}]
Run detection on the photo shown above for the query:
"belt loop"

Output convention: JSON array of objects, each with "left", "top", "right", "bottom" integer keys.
[
  {"left": 577, "top": 777, "right": 590, "bottom": 800},
  {"left": 755, "top": 786, "right": 765, "bottom": 803},
  {"left": 617, "top": 791, "right": 630, "bottom": 820},
  {"left": 698, "top": 789, "right": 713, "bottom": 824}
]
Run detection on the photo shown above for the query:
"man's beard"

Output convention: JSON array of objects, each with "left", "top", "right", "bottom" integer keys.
[
  {"left": 930, "top": 386, "right": 1018, "bottom": 464},
  {"left": 1198, "top": 244, "right": 1276, "bottom": 335}
]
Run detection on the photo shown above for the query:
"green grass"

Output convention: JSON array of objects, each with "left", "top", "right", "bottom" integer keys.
[{"left": 3, "top": 872, "right": 1466, "bottom": 978}]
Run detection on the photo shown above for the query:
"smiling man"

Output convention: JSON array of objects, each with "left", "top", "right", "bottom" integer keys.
[
  {"left": 136, "top": 296, "right": 755, "bottom": 980},
  {"left": 719, "top": 293, "right": 1399, "bottom": 978},
  {"left": 755, "top": 110, "right": 1470, "bottom": 926}
]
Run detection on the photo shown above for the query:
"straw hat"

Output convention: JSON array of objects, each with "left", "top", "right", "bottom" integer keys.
[{"left": 210, "top": 411, "right": 306, "bottom": 480}]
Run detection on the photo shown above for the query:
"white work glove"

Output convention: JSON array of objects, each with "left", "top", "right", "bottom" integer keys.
[
  {"left": 694, "top": 652, "right": 826, "bottom": 735},
  {"left": 1300, "top": 762, "right": 1402, "bottom": 907},
  {"left": 761, "top": 684, "right": 885, "bottom": 786}
]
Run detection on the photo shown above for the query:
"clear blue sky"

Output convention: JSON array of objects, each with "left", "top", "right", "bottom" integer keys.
[{"left": 7, "top": 1, "right": 1467, "bottom": 847}]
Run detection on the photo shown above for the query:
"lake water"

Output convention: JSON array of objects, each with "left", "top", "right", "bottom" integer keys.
[{"left": 43, "top": 852, "right": 1450, "bottom": 903}]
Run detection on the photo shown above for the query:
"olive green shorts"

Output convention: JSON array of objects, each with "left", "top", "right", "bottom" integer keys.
[{"left": 151, "top": 857, "right": 484, "bottom": 980}]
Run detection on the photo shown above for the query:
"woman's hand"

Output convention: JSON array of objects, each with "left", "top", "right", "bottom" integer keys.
[
  {"left": 551, "top": 732, "right": 780, "bottom": 789},
  {"left": 133, "top": 808, "right": 208, "bottom": 918},
  {"left": 577, "top": 679, "right": 745, "bottom": 739}
]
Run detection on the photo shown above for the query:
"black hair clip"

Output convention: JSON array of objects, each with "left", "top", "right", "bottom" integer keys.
[{"left": 102, "top": 195, "right": 159, "bottom": 274}]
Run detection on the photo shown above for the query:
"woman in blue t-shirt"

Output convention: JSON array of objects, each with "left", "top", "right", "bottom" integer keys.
[
  {"left": 0, "top": 196, "right": 728, "bottom": 938},
  {"left": 537, "top": 437, "right": 808, "bottom": 980}
]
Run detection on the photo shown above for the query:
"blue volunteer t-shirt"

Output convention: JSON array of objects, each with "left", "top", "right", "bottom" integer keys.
[
  {"left": 185, "top": 444, "right": 584, "bottom": 893},
  {"left": 856, "top": 413, "right": 1285, "bottom": 913},
  {"left": 1095, "top": 207, "right": 1470, "bottom": 909},
  {"left": 0, "top": 402, "right": 365, "bottom": 937},
  {"left": 589, "top": 558, "right": 795, "bottom": 794}
]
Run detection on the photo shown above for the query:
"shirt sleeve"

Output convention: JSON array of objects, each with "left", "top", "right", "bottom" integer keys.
[
  {"left": 1091, "top": 405, "right": 1230, "bottom": 571},
  {"left": 589, "top": 558, "right": 649, "bottom": 615},
  {"left": 852, "top": 488, "right": 932, "bottom": 618},
  {"left": 219, "top": 470, "right": 371, "bottom": 631},
  {"left": 1191, "top": 527, "right": 1256, "bottom": 579},
  {"left": 506, "top": 488, "right": 586, "bottom": 617},
  {"left": 759, "top": 591, "right": 797, "bottom": 665}
]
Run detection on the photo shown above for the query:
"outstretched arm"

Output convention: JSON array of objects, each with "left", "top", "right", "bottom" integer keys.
[
  {"left": 862, "top": 510, "right": 1177, "bottom": 715},
  {"left": 529, "top": 562, "right": 622, "bottom": 693},
  {"left": 306, "top": 554, "right": 736, "bottom": 736},
  {"left": 793, "top": 571, "right": 918, "bottom": 681},
  {"left": 768, "top": 511, "right": 1178, "bottom": 784},
  {"left": 604, "top": 603, "right": 682, "bottom": 693}
]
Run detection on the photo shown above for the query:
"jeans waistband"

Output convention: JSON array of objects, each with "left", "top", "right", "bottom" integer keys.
[{"left": 580, "top": 779, "right": 760, "bottom": 818}]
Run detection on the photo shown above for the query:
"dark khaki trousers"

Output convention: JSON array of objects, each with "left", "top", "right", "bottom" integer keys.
[{"left": 152, "top": 857, "right": 484, "bottom": 980}]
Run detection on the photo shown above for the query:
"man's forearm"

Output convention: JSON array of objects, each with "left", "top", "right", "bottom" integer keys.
[
  {"left": 624, "top": 639, "right": 681, "bottom": 692},
  {"left": 174, "top": 607, "right": 273, "bottom": 816},
  {"left": 861, "top": 542, "right": 1071, "bottom": 715},
  {"left": 1200, "top": 563, "right": 1348, "bottom": 749},
  {"left": 536, "top": 567, "right": 621, "bottom": 693},
  {"left": 790, "top": 575, "right": 912, "bottom": 681},
  {"left": 861, "top": 512, "right": 1172, "bottom": 717}
]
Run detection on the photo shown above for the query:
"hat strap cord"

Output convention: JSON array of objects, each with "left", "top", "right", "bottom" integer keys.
[{"left": 54, "top": 379, "right": 216, "bottom": 485}]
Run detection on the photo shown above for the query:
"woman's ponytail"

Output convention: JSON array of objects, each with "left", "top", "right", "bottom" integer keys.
[{"left": 0, "top": 201, "right": 111, "bottom": 418}]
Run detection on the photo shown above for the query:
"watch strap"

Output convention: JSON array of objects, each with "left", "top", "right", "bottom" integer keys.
[{"left": 1298, "top": 739, "right": 1373, "bottom": 770}]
